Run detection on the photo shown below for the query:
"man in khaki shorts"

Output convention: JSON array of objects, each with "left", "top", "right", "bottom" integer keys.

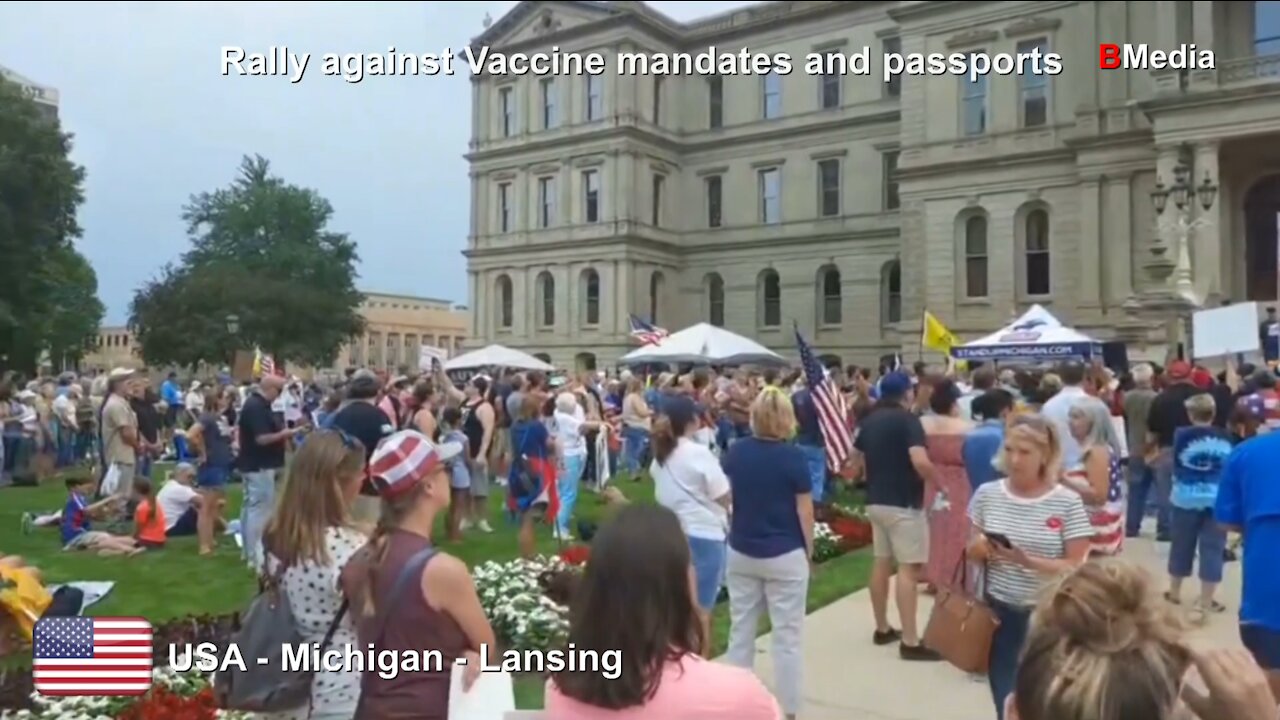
[{"left": 850, "top": 371, "right": 942, "bottom": 662}]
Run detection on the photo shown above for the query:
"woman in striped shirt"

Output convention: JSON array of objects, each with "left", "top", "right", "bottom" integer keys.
[
  {"left": 968, "top": 413, "right": 1092, "bottom": 720},
  {"left": 1063, "top": 400, "right": 1124, "bottom": 556}
]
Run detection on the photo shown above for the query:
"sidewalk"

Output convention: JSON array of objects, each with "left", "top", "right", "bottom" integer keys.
[{"left": 740, "top": 532, "right": 1244, "bottom": 720}]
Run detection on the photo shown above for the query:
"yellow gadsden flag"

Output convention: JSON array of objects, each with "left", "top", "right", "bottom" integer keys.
[{"left": 921, "top": 310, "right": 960, "bottom": 353}]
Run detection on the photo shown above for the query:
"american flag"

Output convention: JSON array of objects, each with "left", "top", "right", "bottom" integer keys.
[
  {"left": 628, "top": 314, "right": 668, "bottom": 346},
  {"left": 33, "top": 617, "right": 153, "bottom": 697},
  {"left": 795, "top": 325, "right": 852, "bottom": 472}
]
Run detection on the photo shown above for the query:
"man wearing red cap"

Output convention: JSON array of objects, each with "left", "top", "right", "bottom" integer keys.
[{"left": 1145, "top": 360, "right": 1205, "bottom": 542}]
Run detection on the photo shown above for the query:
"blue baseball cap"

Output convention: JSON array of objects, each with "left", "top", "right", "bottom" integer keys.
[{"left": 880, "top": 371, "right": 912, "bottom": 397}]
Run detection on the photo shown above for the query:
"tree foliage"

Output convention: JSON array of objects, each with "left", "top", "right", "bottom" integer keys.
[
  {"left": 0, "top": 75, "right": 103, "bottom": 372},
  {"left": 130, "top": 155, "right": 364, "bottom": 369}
]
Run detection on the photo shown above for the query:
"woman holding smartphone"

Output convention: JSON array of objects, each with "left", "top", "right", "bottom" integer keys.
[{"left": 967, "top": 413, "right": 1092, "bottom": 720}]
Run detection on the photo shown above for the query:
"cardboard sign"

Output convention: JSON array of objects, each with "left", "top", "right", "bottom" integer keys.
[{"left": 1192, "top": 302, "right": 1261, "bottom": 359}]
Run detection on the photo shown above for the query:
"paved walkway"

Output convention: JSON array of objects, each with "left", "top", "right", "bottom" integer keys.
[{"left": 740, "top": 531, "right": 1244, "bottom": 720}]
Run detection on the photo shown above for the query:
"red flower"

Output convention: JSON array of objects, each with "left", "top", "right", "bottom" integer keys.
[
  {"left": 1046, "top": 516, "right": 1063, "bottom": 531},
  {"left": 558, "top": 545, "right": 591, "bottom": 566}
]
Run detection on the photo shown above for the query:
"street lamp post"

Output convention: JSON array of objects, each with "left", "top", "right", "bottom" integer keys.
[
  {"left": 225, "top": 314, "right": 240, "bottom": 366},
  {"left": 1148, "top": 150, "right": 1218, "bottom": 359}
]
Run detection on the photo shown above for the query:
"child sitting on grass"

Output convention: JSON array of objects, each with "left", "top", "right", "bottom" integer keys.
[
  {"left": 60, "top": 475, "right": 140, "bottom": 556},
  {"left": 132, "top": 477, "right": 168, "bottom": 550}
]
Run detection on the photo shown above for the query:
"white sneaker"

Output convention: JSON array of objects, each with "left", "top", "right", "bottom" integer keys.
[
  {"left": 459, "top": 518, "right": 473, "bottom": 531},
  {"left": 477, "top": 520, "right": 494, "bottom": 533}
]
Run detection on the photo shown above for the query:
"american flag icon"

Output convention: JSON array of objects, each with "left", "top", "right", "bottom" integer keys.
[{"left": 33, "top": 616, "right": 153, "bottom": 696}]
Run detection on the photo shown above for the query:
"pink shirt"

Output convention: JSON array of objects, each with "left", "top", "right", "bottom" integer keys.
[{"left": 545, "top": 654, "right": 780, "bottom": 720}]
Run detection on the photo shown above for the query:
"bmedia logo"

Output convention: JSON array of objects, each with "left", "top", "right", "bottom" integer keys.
[{"left": 33, "top": 616, "right": 154, "bottom": 696}]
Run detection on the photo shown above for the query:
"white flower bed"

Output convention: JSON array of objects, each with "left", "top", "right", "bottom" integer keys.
[
  {"left": 813, "top": 522, "right": 842, "bottom": 562},
  {"left": 0, "top": 664, "right": 248, "bottom": 720},
  {"left": 472, "top": 555, "right": 571, "bottom": 653}
]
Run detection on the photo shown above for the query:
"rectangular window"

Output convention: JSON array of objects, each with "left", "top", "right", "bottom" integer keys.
[
  {"left": 586, "top": 74, "right": 603, "bottom": 121},
  {"left": 1017, "top": 38, "right": 1049, "bottom": 128},
  {"left": 818, "top": 159, "right": 840, "bottom": 217},
  {"left": 708, "top": 76, "right": 724, "bottom": 128},
  {"left": 883, "top": 151, "right": 900, "bottom": 211},
  {"left": 759, "top": 168, "right": 781, "bottom": 225},
  {"left": 583, "top": 170, "right": 599, "bottom": 223},
  {"left": 498, "top": 182, "right": 512, "bottom": 232},
  {"left": 961, "top": 51, "right": 988, "bottom": 136},
  {"left": 882, "top": 37, "right": 902, "bottom": 98},
  {"left": 706, "top": 175, "right": 722, "bottom": 228},
  {"left": 820, "top": 52, "right": 841, "bottom": 109},
  {"left": 498, "top": 86, "right": 514, "bottom": 137},
  {"left": 653, "top": 76, "right": 663, "bottom": 124},
  {"left": 651, "top": 174, "right": 665, "bottom": 227},
  {"left": 762, "top": 70, "right": 781, "bottom": 119},
  {"left": 540, "top": 78, "right": 557, "bottom": 129},
  {"left": 538, "top": 177, "right": 556, "bottom": 228}
]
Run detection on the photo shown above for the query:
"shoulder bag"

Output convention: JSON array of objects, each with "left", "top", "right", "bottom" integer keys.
[{"left": 922, "top": 553, "right": 999, "bottom": 674}]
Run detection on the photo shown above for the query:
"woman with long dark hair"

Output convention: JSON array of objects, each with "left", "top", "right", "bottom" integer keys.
[{"left": 547, "top": 504, "right": 778, "bottom": 719}]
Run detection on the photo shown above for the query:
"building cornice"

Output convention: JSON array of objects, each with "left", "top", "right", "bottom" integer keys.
[
  {"left": 894, "top": 147, "right": 1076, "bottom": 181},
  {"left": 1139, "top": 83, "right": 1280, "bottom": 114},
  {"left": 464, "top": 110, "right": 900, "bottom": 164}
]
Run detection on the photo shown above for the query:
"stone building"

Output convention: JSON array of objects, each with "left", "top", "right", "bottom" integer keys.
[
  {"left": 464, "top": 0, "right": 1280, "bottom": 369},
  {"left": 81, "top": 326, "right": 143, "bottom": 373},
  {"left": 331, "top": 292, "right": 469, "bottom": 373},
  {"left": 0, "top": 64, "right": 59, "bottom": 122}
]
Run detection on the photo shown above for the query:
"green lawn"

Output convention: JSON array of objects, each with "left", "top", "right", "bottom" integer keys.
[{"left": 1, "top": 466, "right": 871, "bottom": 709}]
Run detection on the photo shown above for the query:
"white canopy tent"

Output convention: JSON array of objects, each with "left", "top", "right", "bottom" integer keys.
[
  {"left": 444, "top": 344, "right": 555, "bottom": 372},
  {"left": 619, "top": 323, "right": 787, "bottom": 366},
  {"left": 951, "top": 304, "right": 1103, "bottom": 362}
]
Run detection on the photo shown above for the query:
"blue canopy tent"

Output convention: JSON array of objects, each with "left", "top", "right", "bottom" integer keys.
[{"left": 950, "top": 304, "right": 1103, "bottom": 363}]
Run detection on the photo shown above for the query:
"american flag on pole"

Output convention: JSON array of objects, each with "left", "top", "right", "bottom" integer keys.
[
  {"left": 627, "top": 314, "right": 668, "bottom": 346},
  {"left": 33, "top": 616, "right": 153, "bottom": 697},
  {"left": 795, "top": 324, "right": 852, "bottom": 472}
]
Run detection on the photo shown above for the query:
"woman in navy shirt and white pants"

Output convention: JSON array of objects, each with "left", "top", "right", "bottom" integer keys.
[{"left": 721, "top": 387, "right": 814, "bottom": 720}]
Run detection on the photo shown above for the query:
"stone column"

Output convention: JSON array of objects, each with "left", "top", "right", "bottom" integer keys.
[
  {"left": 1151, "top": 1, "right": 1183, "bottom": 95},
  {"left": 470, "top": 79, "right": 483, "bottom": 143},
  {"left": 1078, "top": 179, "right": 1104, "bottom": 309},
  {"left": 1104, "top": 173, "right": 1135, "bottom": 306},
  {"left": 1190, "top": 1, "right": 1218, "bottom": 88},
  {"left": 1193, "top": 141, "right": 1222, "bottom": 300}
]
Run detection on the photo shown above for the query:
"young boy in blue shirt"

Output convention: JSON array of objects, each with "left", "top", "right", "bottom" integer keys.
[{"left": 60, "top": 475, "right": 140, "bottom": 555}]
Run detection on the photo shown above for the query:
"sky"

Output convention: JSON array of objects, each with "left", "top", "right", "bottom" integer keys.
[{"left": 1, "top": 0, "right": 758, "bottom": 325}]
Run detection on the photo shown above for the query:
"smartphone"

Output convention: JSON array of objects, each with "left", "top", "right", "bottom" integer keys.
[{"left": 985, "top": 532, "right": 1013, "bottom": 549}]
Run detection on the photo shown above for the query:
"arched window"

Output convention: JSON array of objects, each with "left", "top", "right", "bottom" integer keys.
[
  {"left": 536, "top": 271, "right": 555, "bottom": 327},
  {"left": 649, "top": 271, "right": 665, "bottom": 324},
  {"left": 759, "top": 269, "right": 781, "bottom": 327},
  {"left": 575, "top": 352, "right": 597, "bottom": 371},
  {"left": 964, "top": 214, "right": 989, "bottom": 298},
  {"left": 881, "top": 260, "right": 901, "bottom": 325},
  {"left": 1025, "top": 209, "right": 1051, "bottom": 296},
  {"left": 495, "top": 275, "right": 513, "bottom": 329},
  {"left": 580, "top": 269, "right": 600, "bottom": 326},
  {"left": 705, "top": 273, "right": 725, "bottom": 327},
  {"left": 386, "top": 333, "right": 399, "bottom": 369},
  {"left": 818, "top": 265, "right": 842, "bottom": 325},
  {"left": 533, "top": 352, "right": 552, "bottom": 363}
]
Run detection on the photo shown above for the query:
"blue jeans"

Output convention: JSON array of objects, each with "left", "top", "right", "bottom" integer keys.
[
  {"left": 797, "top": 444, "right": 826, "bottom": 503},
  {"left": 1168, "top": 507, "right": 1227, "bottom": 583},
  {"left": 240, "top": 468, "right": 279, "bottom": 568},
  {"left": 1126, "top": 457, "right": 1153, "bottom": 537},
  {"left": 989, "top": 599, "right": 1032, "bottom": 720},
  {"left": 137, "top": 455, "right": 153, "bottom": 479},
  {"left": 54, "top": 422, "right": 75, "bottom": 468},
  {"left": 557, "top": 453, "right": 586, "bottom": 536},
  {"left": 621, "top": 426, "right": 649, "bottom": 475},
  {"left": 1150, "top": 449, "right": 1174, "bottom": 538},
  {"left": 688, "top": 535, "right": 727, "bottom": 609}
]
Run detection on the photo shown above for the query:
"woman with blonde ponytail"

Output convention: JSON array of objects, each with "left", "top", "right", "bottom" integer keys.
[{"left": 339, "top": 430, "right": 496, "bottom": 720}]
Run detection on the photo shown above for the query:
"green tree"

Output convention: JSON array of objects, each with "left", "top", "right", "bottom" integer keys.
[
  {"left": 129, "top": 264, "right": 238, "bottom": 370},
  {"left": 130, "top": 155, "right": 364, "bottom": 369},
  {"left": 0, "top": 74, "right": 101, "bottom": 373}
]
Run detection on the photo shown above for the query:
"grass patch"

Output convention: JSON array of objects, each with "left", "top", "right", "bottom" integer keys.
[{"left": 0, "top": 469, "right": 870, "bottom": 709}]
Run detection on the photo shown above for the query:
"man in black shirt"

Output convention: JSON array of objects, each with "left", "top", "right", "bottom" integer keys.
[
  {"left": 328, "top": 369, "right": 396, "bottom": 523},
  {"left": 1145, "top": 360, "right": 1202, "bottom": 541},
  {"left": 237, "top": 375, "right": 301, "bottom": 567},
  {"left": 849, "top": 371, "right": 941, "bottom": 661}
]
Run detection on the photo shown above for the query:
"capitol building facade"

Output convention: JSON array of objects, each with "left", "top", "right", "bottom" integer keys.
[{"left": 464, "top": 0, "right": 1280, "bottom": 369}]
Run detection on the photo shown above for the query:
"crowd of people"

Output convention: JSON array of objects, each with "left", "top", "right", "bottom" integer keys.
[{"left": 1, "top": 351, "right": 1279, "bottom": 720}]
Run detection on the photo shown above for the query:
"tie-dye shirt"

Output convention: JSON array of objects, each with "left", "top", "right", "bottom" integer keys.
[{"left": 1172, "top": 424, "right": 1234, "bottom": 510}]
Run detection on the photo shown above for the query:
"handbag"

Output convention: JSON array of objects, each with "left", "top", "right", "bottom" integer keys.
[{"left": 922, "top": 554, "right": 999, "bottom": 674}]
